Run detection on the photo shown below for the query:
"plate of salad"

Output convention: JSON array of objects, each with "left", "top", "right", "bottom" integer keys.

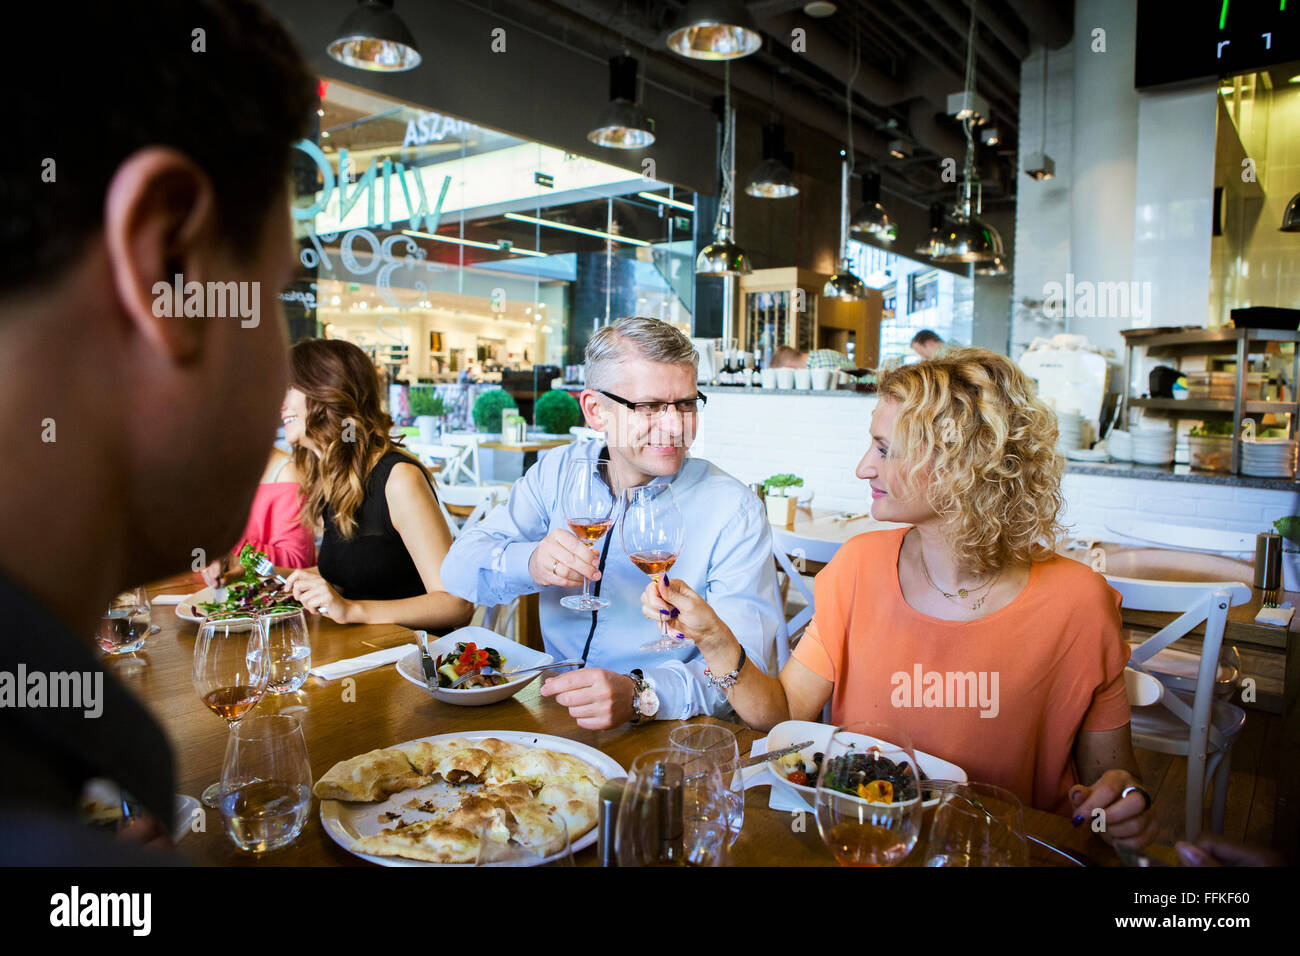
[
  {"left": 395, "top": 626, "right": 555, "bottom": 706},
  {"left": 175, "top": 545, "right": 303, "bottom": 623}
]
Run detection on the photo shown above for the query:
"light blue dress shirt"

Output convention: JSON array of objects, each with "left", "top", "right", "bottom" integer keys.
[{"left": 440, "top": 439, "right": 784, "bottom": 721}]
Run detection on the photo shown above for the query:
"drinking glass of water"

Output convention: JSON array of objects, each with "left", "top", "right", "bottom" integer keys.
[
  {"left": 218, "top": 714, "right": 312, "bottom": 854},
  {"left": 923, "top": 780, "right": 1028, "bottom": 867},
  {"left": 668, "top": 722, "right": 744, "bottom": 847},
  {"left": 95, "top": 586, "right": 152, "bottom": 655},
  {"left": 259, "top": 608, "right": 311, "bottom": 694}
]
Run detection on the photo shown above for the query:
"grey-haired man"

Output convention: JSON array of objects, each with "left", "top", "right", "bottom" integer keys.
[{"left": 442, "top": 317, "right": 783, "bottom": 730}]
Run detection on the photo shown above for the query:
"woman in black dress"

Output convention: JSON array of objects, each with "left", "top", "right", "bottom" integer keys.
[{"left": 282, "top": 339, "right": 472, "bottom": 631}]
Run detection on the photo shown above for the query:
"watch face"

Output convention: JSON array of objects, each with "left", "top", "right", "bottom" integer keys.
[{"left": 641, "top": 687, "right": 659, "bottom": 717}]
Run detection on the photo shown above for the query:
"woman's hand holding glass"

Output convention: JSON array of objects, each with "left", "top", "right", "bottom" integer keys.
[{"left": 639, "top": 575, "right": 732, "bottom": 654}]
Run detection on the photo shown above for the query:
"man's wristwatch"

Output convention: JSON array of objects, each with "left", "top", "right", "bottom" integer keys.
[{"left": 628, "top": 669, "right": 659, "bottom": 725}]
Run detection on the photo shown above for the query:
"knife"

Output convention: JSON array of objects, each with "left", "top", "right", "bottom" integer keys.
[
  {"left": 414, "top": 630, "right": 439, "bottom": 693},
  {"left": 740, "top": 740, "right": 815, "bottom": 770}
]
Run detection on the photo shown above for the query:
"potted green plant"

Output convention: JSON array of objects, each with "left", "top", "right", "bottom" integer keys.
[
  {"left": 471, "top": 389, "right": 517, "bottom": 434},
  {"left": 762, "top": 473, "right": 804, "bottom": 527},
  {"left": 534, "top": 389, "right": 582, "bottom": 435},
  {"left": 408, "top": 387, "right": 447, "bottom": 443}
]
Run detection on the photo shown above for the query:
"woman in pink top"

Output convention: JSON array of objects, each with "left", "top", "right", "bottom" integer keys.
[
  {"left": 642, "top": 348, "right": 1160, "bottom": 851},
  {"left": 200, "top": 447, "right": 314, "bottom": 586}
]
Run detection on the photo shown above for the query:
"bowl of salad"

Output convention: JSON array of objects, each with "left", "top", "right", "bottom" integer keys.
[
  {"left": 765, "top": 720, "right": 966, "bottom": 809},
  {"left": 395, "top": 625, "right": 555, "bottom": 706}
]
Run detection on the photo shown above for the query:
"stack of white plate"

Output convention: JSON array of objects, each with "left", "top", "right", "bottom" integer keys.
[
  {"left": 1107, "top": 430, "right": 1133, "bottom": 461},
  {"left": 1241, "top": 438, "right": 1297, "bottom": 478},
  {"left": 1130, "top": 424, "right": 1176, "bottom": 465},
  {"left": 1057, "top": 410, "right": 1083, "bottom": 451}
]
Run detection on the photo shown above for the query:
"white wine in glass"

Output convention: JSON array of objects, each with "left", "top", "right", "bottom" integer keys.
[
  {"left": 560, "top": 457, "right": 617, "bottom": 612},
  {"left": 622, "top": 484, "right": 685, "bottom": 652}
]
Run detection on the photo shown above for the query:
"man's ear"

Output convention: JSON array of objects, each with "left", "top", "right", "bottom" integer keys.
[
  {"left": 102, "top": 147, "right": 220, "bottom": 364},
  {"left": 579, "top": 389, "right": 604, "bottom": 430}
]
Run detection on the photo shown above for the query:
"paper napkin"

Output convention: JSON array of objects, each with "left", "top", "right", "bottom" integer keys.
[
  {"left": 744, "top": 736, "right": 813, "bottom": 814},
  {"left": 150, "top": 594, "right": 187, "bottom": 605},
  {"left": 1254, "top": 602, "right": 1295, "bottom": 628},
  {"left": 308, "top": 644, "right": 410, "bottom": 681}
]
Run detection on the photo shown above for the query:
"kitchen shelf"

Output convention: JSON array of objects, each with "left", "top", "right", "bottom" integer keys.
[{"left": 1121, "top": 327, "right": 1300, "bottom": 474}]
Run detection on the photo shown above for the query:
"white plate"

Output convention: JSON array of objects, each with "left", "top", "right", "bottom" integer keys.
[
  {"left": 1065, "top": 447, "right": 1110, "bottom": 462},
  {"left": 318, "top": 730, "right": 624, "bottom": 866},
  {"left": 764, "top": 719, "right": 966, "bottom": 809},
  {"left": 395, "top": 626, "right": 553, "bottom": 706},
  {"left": 174, "top": 588, "right": 216, "bottom": 623}
]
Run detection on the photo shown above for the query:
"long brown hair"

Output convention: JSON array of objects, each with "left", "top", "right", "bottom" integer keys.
[{"left": 290, "top": 338, "right": 403, "bottom": 539}]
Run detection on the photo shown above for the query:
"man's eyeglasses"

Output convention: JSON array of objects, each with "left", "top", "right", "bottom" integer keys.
[{"left": 596, "top": 389, "right": 707, "bottom": 418}]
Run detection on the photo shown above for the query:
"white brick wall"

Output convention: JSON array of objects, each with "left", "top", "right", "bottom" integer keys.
[{"left": 691, "top": 390, "right": 1299, "bottom": 546}]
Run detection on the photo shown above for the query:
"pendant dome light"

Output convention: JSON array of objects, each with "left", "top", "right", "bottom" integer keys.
[
  {"left": 667, "top": 0, "right": 762, "bottom": 60},
  {"left": 823, "top": 28, "right": 866, "bottom": 300},
  {"left": 745, "top": 122, "right": 798, "bottom": 198},
  {"left": 929, "top": 0, "right": 1003, "bottom": 266},
  {"left": 1280, "top": 191, "right": 1300, "bottom": 231},
  {"left": 696, "top": 63, "right": 751, "bottom": 276},
  {"left": 588, "top": 55, "right": 656, "bottom": 149},
  {"left": 851, "top": 171, "right": 896, "bottom": 243},
  {"left": 914, "top": 203, "right": 948, "bottom": 259},
  {"left": 327, "top": 0, "right": 421, "bottom": 72}
]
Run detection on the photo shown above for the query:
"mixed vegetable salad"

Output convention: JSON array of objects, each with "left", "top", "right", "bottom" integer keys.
[
  {"left": 197, "top": 544, "right": 303, "bottom": 617},
  {"left": 434, "top": 641, "right": 508, "bottom": 689},
  {"left": 780, "top": 745, "right": 925, "bottom": 804}
]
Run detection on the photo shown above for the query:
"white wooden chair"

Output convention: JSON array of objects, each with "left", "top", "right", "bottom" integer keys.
[
  {"left": 1107, "top": 575, "right": 1251, "bottom": 839},
  {"left": 442, "top": 433, "right": 485, "bottom": 486},
  {"left": 770, "top": 528, "right": 842, "bottom": 673},
  {"left": 434, "top": 482, "right": 501, "bottom": 538},
  {"left": 406, "top": 440, "right": 472, "bottom": 482}
]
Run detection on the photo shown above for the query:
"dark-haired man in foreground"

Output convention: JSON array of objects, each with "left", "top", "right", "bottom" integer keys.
[{"left": 0, "top": 0, "right": 316, "bottom": 863}]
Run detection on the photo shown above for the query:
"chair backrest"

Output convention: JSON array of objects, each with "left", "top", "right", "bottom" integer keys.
[
  {"left": 1105, "top": 575, "right": 1250, "bottom": 754},
  {"left": 442, "top": 433, "right": 483, "bottom": 485},
  {"left": 434, "top": 483, "right": 498, "bottom": 537},
  {"left": 770, "top": 528, "right": 843, "bottom": 655},
  {"left": 1104, "top": 519, "right": 1255, "bottom": 555}
]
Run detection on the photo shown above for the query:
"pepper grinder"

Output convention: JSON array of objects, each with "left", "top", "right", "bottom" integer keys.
[{"left": 1255, "top": 531, "right": 1282, "bottom": 607}]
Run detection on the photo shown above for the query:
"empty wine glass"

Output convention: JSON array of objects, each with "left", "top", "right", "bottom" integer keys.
[
  {"left": 622, "top": 484, "right": 685, "bottom": 652},
  {"left": 560, "top": 457, "right": 617, "bottom": 612},
  {"left": 475, "top": 807, "right": 574, "bottom": 867},
  {"left": 668, "top": 723, "right": 744, "bottom": 847},
  {"left": 192, "top": 613, "right": 270, "bottom": 807},
  {"left": 615, "top": 748, "right": 730, "bottom": 867},
  {"left": 95, "top": 586, "right": 153, "bottom": 655},
  {"left": 923, "top": 780, "right": 1028, "bottom": 867},
  {"left": 814, "top": 722, "right": 924, "bottom": 867},
  {"left": 260, "top": 607, "right": 312, "bottom": 694},
  {"left": 217, "top": 714, "right": 312, "bottom": 853}
]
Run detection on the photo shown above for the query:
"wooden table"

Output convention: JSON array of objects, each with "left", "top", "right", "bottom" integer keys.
[{"left": 125, "top": 572, "right": 1121, "bottom": 866}]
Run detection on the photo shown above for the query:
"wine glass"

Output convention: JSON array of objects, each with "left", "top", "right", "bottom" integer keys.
[
  {"left": 560, "top": 457, "right": 617, "bottom": 612},
  {"left": 217, "top": 714, "right": 313, "bottom": 853},
  {"left": 923, "top": 780, "right": 1029, "bottom": 867},
  {"left": 814, "top": 722, "right": 924, "bottom": 867},
  {"left": 260, "top": 607, "right": 312, "bottom": 694},
  {"left": 667, "top": 723, "right": 744, "bottom": 847},
  {"left": 95, "top": 586, "right": 153, "bottom": 655},
  {"left": 475, "top": 807, "right": 575, "bottom": 867},
  {"left": 192, "top": 613, "right": 270, "bottom": 807},
  {"left": 622, "top": 484, "right": 685, "bottom": 652},
  {"left": 615, "top": 748, "right": 731, "bottom": 867}
]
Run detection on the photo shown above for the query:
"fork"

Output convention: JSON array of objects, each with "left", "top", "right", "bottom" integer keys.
[
  {"left": 252, "top": 555, "right": 328, "bottom": 615},
  {"left": 450, "top": 659, "right": 584, "bottom": 688}
]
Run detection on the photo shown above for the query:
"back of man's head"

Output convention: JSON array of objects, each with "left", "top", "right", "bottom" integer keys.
[
  {"left": 770, "top": 346, "right": 803, "bottom": 369},
  {"left": 3, "top": 1, "right": 316, "bottom": 617}
]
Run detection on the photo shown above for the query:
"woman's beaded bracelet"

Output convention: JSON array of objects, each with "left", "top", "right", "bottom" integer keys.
[{"left": 705, "top": 645, "right": 747, "bottom": 690}]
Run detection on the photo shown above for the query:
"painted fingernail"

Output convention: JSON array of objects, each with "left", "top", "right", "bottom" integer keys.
[
  {"left": 669, "top": 608, "right": 680, "bottom": 619},
  {"left": 1069, "top": 787, "right": 1083, "bottom": 802},
  {"left": 658, "top": 609, "right": 670, "bottom": 615},
  {"left": 1071, "top": 815, "right": 1084, "bottom": 827},
  {"left": 662, "top": 573, "right": 670, "bottom": 584},
  {"left": 675, "top": 632, "right": 685, "bottom": 640}
]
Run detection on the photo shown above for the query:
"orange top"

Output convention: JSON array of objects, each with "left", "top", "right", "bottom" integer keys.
[{"left": 791, "top": 527, "right": 1130, "bottom": 815}]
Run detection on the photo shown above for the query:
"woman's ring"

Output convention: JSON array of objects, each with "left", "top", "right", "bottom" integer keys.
[{"left": 1120, "top": 785, "right": 1151, "bottom": 812}]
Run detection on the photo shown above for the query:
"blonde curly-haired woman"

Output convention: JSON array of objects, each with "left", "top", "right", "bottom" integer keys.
[
  {"left": 643, "top": 347, "right": 1158, "bottom": 848},
  {"left": 281, "top": 339, "right": 471, "bottom": 632}
]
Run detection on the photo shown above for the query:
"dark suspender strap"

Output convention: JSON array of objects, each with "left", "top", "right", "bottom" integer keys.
[{"left": 579, "top": 521, "right": 617, "bottom": 667}]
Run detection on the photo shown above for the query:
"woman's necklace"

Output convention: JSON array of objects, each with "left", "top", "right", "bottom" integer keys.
[{"left": 917, "top": 545, "right": 1002, "bottom": 611}]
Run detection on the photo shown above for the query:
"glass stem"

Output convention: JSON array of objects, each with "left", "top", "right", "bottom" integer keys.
[{"left": 582, "top": 544, "right": 595, "bottom": 598}]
